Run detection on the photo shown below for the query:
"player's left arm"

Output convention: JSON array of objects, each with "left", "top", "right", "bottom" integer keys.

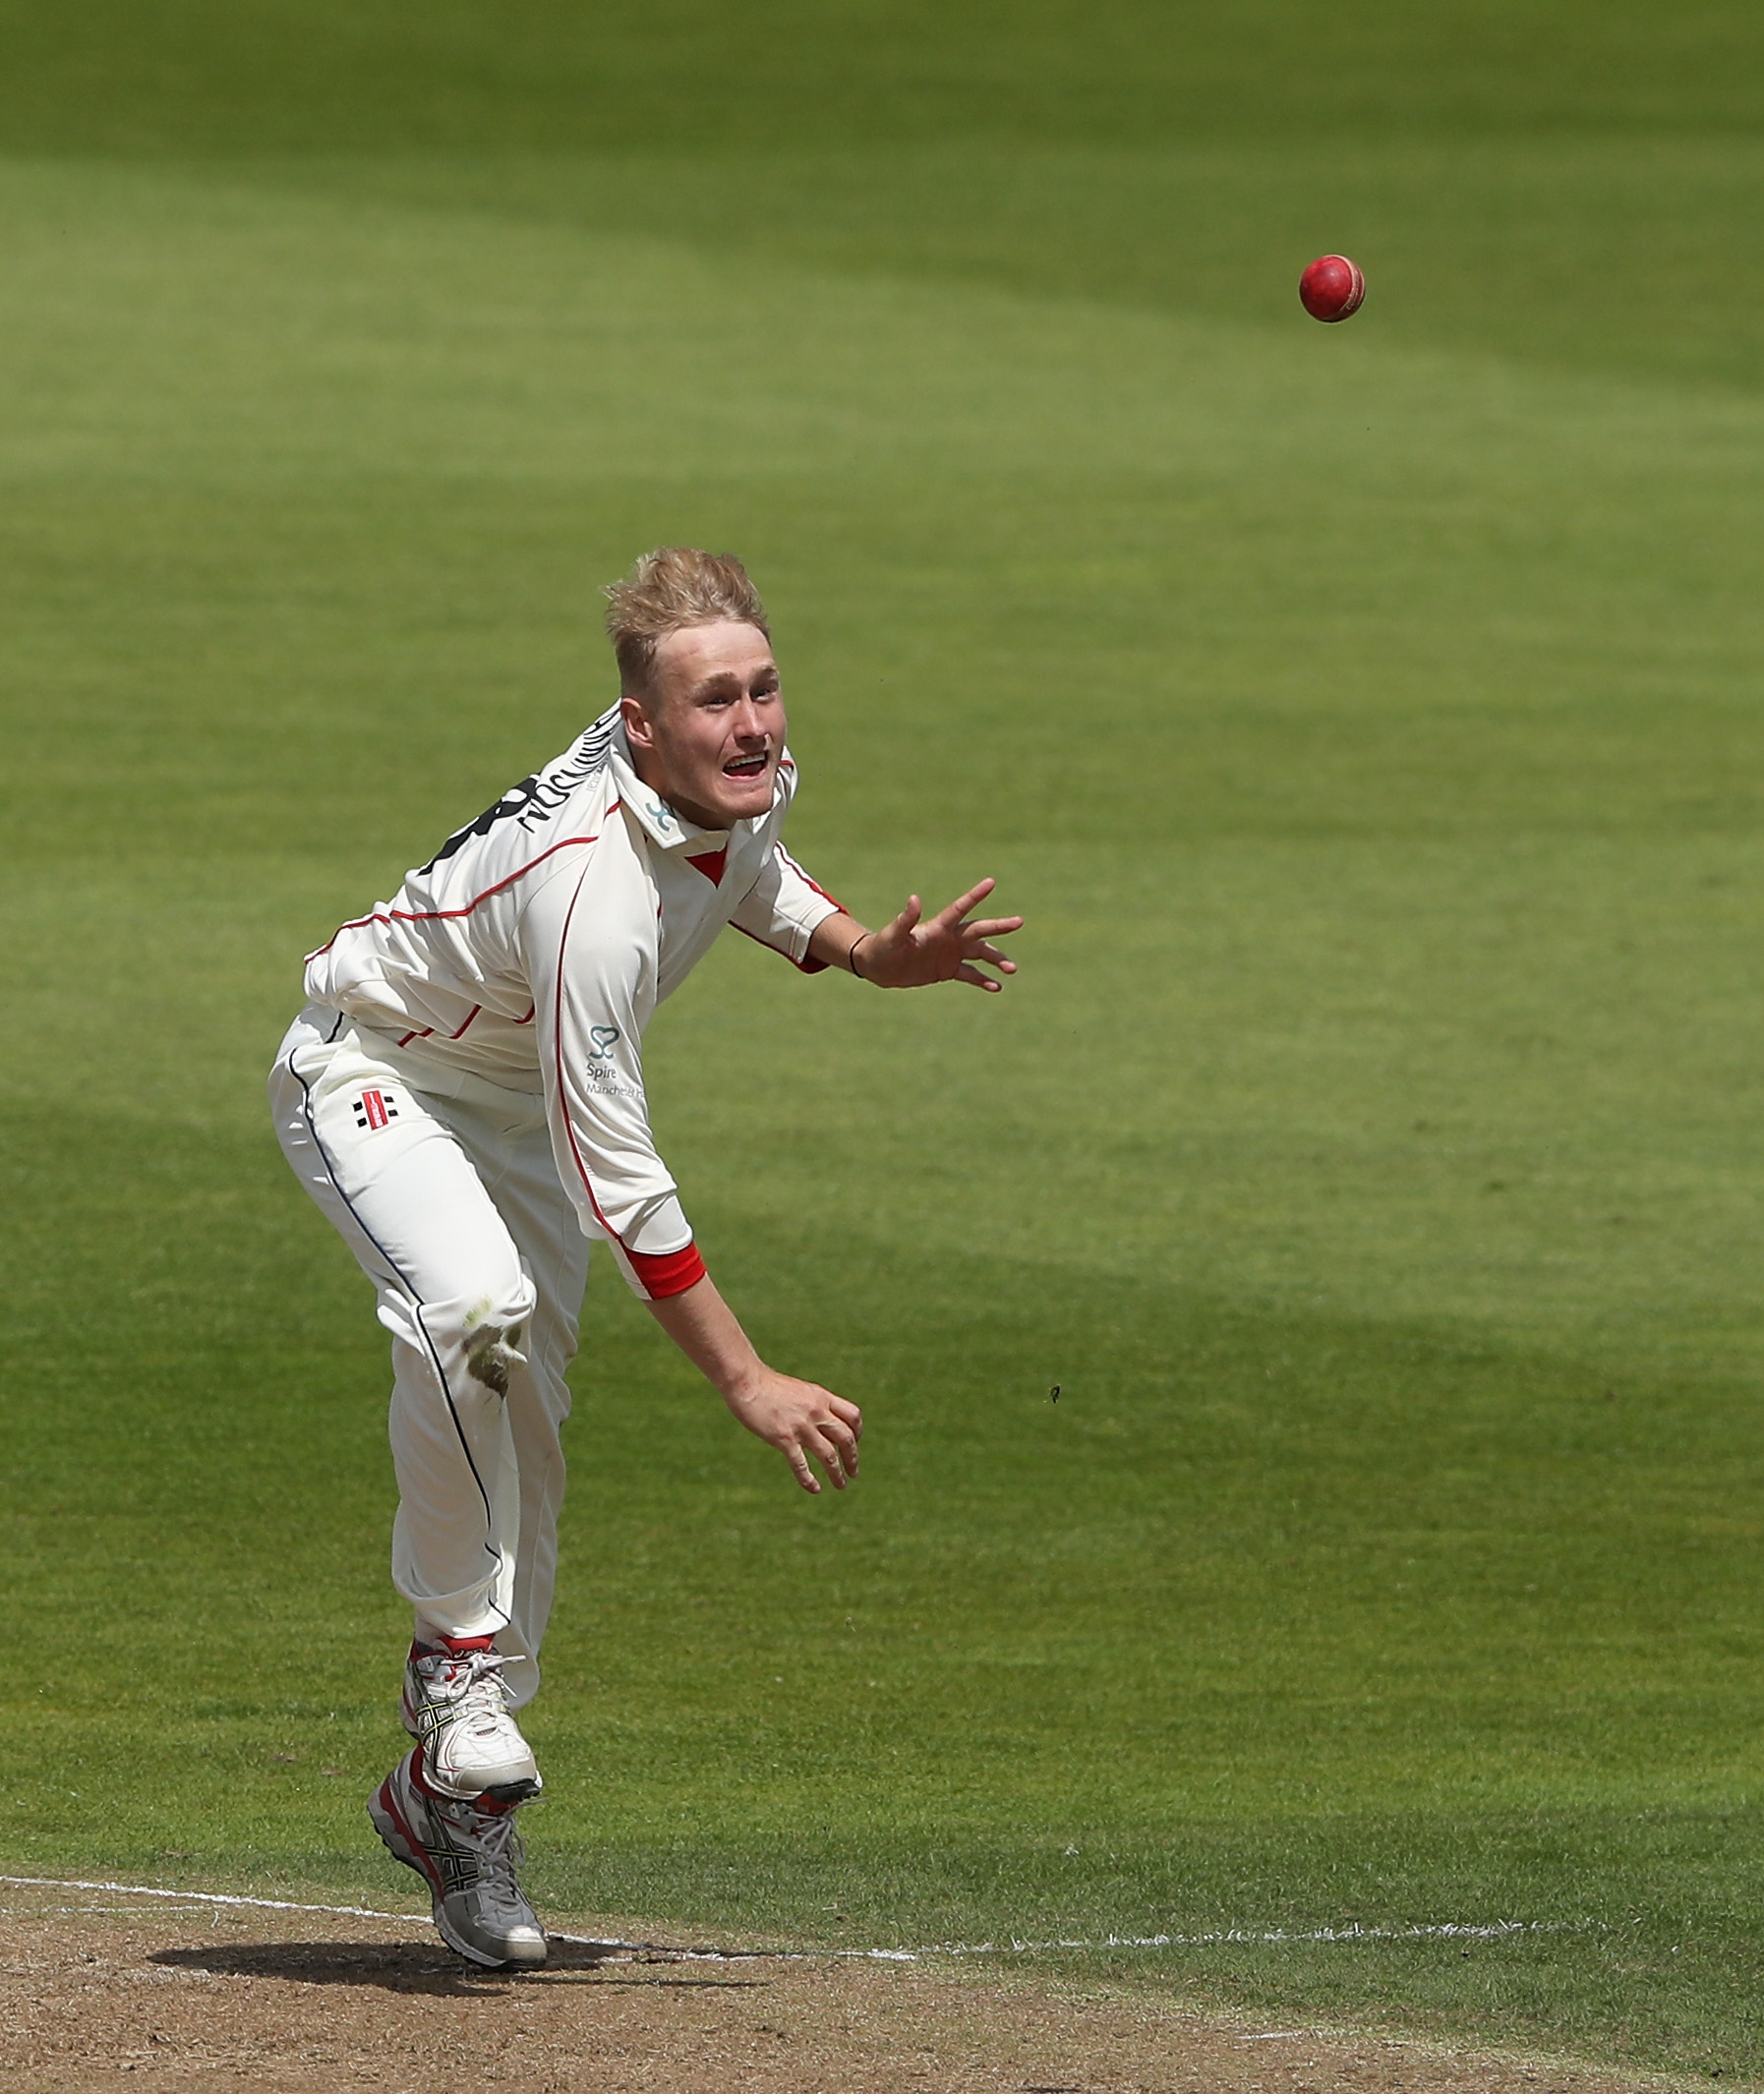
[{"left": 807, "top": 877, "right": 1023, "bottom": 992}]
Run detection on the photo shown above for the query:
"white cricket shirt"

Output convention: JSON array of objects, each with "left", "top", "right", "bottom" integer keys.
[{"left": 304, "top": 705, "right": 843, "bottom": 1299}]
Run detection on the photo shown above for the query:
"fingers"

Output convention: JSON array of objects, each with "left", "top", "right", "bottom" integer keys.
[
  {"left": 794, "top": 1424, "right": 853, "bottom": 1489},
  {"left": 806, "top": 1412, "right": 860, "bottom": 1486},
  {"left": 955, "top": 962, "right": 1004, "bottom": 992},
  {"left": 868, "top": 885, "right": 1022, "bottom": 991},
  {"left": 773, "top": 1385, "right": 862, "bottom": 1491},
  {"left": 823, "top": 1414, "right": 860, "bottom": 1474},
  {"left": 927, "top": 878, "right": 996, "bottom": 932}
]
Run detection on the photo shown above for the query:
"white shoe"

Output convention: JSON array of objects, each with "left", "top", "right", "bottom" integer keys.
[
  {"left": 401, "top": 1637, "right": 541, "bottom": 1804},
  {"left": 370, "top": 1746, "right": 547, "bottom": 1969}
]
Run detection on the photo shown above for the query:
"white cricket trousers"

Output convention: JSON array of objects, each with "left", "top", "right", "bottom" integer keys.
[{"left": 268, "top": 1004, "right": 589, "bottom": 1712}]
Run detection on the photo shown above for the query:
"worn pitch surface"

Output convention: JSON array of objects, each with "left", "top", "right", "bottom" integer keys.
[{"left": 0, "top": 1890, "right": 1666, "bottom": 2094}]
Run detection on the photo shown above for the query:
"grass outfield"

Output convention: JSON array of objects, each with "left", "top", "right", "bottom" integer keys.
[{"left": 4, "top": 1, "right": 1764, "bottom": 2077}]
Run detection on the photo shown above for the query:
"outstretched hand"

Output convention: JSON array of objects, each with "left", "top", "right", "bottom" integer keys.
[{"left": 854, "top": 878, "right": 1023, "bottom": 993}]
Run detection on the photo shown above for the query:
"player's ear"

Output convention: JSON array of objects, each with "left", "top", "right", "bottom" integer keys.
[{"left": 620, "top": 689, "right": 657, "bottom": 751}]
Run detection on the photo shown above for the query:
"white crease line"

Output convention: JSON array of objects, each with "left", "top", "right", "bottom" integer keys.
[
  {"left": 0, "top": 1876, "right": 419, "bottom": 1924},
  {"left": 0, "top": 1877, "right": 778, "bottom": 1962},
  {"left": 909, "top": 1919, "right": 1594, "bottom": 1955},
  {"left": 0, "top": 1878, "right": 1592, "bottom": 1965}
]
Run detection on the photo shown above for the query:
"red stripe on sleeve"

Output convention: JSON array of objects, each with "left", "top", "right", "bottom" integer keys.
[
  {"left": 549, "top": 867, "right": 702, "bottom": 1297},
  {"left": 627, "top": 1243, "right": 706, "bottom": 1299},
  {"left": 774, "top": 843, "right": 843, "bottom": 912}
]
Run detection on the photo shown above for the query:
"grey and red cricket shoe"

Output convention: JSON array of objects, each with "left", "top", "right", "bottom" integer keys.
[
  {"left": 371, "top": 1744, "right": 548, "bottom": 1969},
  {"left": 373, "top": 1635, "right": 548, "bottom": 1969}
]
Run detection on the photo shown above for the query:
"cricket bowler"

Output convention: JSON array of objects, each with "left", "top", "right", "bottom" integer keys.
[{"left": 267, "top": 548, "right": 1022, "bottom": 1968}]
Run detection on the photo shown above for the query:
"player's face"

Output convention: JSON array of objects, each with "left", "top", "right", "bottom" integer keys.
[{"left": 622, "top": 620, "right": 787, "bottom": 831}]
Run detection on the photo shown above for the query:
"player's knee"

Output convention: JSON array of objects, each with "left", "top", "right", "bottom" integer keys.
[{"left": 451, "top": 1276, "right": 538, "bottom": 1398}]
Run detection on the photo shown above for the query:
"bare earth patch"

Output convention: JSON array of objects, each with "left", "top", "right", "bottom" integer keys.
[{"left": 0, "top": 1886, "right": 1682, "bottom": 2093}]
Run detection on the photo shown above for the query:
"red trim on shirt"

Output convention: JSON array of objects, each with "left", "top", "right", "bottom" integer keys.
[
  {"left": 550, "top": 865, "right": 698, "bottom": 1300},
  {"left": 686, "top": 847, "right": 728, "bottom": 886},
  {"left": 732, "top": 919, "right": 832, "bottom": 976},
  {"left": 553, "top": 873, "right": 623, "bottom": 1237},
  {"left": 448, "top": 1005, "right": 482, "bottom": 1040},
  {"left": 305, "top": 818, "right": 616, "bottom": 962},
  {"left": 626, "top": 1243, "right": 706, "bottom": 1298},
  {"left": 774, "top": 843, "right": 843, "bottom": 913}
]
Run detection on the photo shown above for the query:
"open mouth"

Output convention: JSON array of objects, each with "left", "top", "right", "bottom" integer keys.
[{"left": 723, "top": 752, "right": 770, "bottom": 781}]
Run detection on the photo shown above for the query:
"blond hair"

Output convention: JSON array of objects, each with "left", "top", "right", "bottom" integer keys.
[{"left": 604, "top": 548, "right": 770, "bottom": 696}]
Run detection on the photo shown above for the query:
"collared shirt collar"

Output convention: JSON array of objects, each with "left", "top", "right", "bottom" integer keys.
[
  {"left": 608, "top": 718, "right": 785, "bottom": 853},
  {"left": 608, "top": 728, "right": 726, "bottom": 853}
]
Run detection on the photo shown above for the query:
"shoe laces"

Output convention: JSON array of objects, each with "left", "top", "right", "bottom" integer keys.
[
  {"left": 417, "top": 1647, "right": 520, "bottom": 1742},
  {"left": 437, "top": 1794, "right": 530, "bottom": 1913}
]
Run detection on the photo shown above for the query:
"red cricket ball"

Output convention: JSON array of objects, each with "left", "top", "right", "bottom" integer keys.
[{"left": 1299, "top": 254, "right": 1366, "bottom": 323}]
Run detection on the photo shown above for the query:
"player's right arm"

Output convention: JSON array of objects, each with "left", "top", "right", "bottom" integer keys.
[
  {"left": 518, "top": 843, "right": 861, "bottom": 1491},
  {"left": 644, "top": 1276, "right": 861, "bottom": 1494}
]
